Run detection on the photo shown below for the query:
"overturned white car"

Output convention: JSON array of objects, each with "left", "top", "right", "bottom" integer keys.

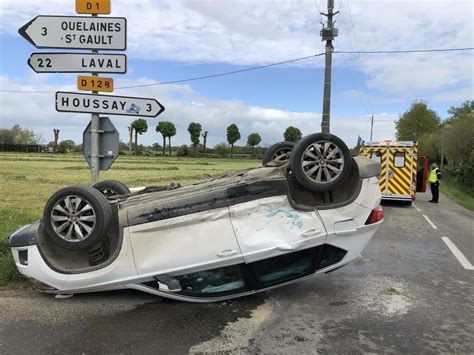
[{"left": 9, "top": 133, "right": 383, "bottom": 302}]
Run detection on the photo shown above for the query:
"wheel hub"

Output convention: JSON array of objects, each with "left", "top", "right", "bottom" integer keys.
[
  {"left": 301, "top": 140, "right": 345, "bottom": 184},
  {"left": 50, "top": 195, "right": 96, "bottom": 242}
]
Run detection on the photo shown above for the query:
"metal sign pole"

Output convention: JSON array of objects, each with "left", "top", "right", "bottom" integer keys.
[{"left": 90, "top": 13, "right": 100, "bottom": 184}]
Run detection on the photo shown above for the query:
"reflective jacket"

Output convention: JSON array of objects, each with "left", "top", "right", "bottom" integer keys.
[{"left": 428, "top": 167, "right": 441, "bottom": 184}]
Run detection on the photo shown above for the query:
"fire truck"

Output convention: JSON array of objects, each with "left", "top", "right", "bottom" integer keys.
[{"left": 359, "top": 140, "right": 428, "bottom": 204}]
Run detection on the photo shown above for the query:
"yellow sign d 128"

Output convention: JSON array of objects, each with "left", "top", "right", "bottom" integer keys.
[
  {"left": 76, "top": 0, "right": 111, "bottom": 14},
  {"left": 77, "top": 76, "right": 114, "bottom": 92}
]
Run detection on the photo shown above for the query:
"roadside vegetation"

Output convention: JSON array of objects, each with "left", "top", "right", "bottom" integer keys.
[
  {"left": 393, "top": 100, "right": 474, "bottom": 210},
  {"left": 440, "top": 179, "right": 474, "bottom": 211}
]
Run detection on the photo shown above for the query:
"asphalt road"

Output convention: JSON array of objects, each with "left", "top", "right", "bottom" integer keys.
[{"left": 1, "top": 192, "right": 472, "bottom": 354}]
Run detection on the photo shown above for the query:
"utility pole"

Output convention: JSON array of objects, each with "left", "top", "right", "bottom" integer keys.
[
  {"left": 370, "top": 115, "right": 374, "bottom": 141},
  {"left": 320, "top": 0, "right": 338, "bottom": 134},
  {"left": 90, "top": 12, "right": 100, "bottom": 184},
  {"left": 440, "top": 128, "right": 445, "bottom": 170}
]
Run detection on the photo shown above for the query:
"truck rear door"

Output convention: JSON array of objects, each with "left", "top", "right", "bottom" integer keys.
[{"left": 387, "top": 147, "right": 414, "bottom": 198}]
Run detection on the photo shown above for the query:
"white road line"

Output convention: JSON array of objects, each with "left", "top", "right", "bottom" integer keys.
[
  {"left": 441, "top": 237, "right": 474, "bottom": 270},
  {"left": 412, "top": 203, "right": 421, "bottom": 212},
  {"left": 423, "top": 215, "right": 438, "bottom": 230}
]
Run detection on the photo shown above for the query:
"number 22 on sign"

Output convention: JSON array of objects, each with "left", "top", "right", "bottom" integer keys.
[{"left": 77, "top": 75, "right": 114, "bottom": 92}]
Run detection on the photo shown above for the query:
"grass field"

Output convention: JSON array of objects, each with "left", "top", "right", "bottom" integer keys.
[
  {"left": 440, "top": 180, "right": 474, "bottom": 212},
  {"left": 0, "top": 152, "right": 260, "bottom": 285}
]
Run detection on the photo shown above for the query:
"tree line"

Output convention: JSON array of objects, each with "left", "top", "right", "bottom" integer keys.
[
  {"left": 127, "top": 119, "right": 304, "bottom": 158},
  {"left": 394, "top": 100, "right": 473, "bottom": 190}
]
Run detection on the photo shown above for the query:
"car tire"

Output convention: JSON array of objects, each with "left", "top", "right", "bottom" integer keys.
[
  {"left": 290, "top": 133, "right": 351, "bottom": 192},
  {"left": 93, "top": 180, "right": 130, "bottom": 197},
  {"left": 43, "top": 185, "right": 112, "bottom": 250},
  {"left": 262, "top": 141, "right": 295, "bottom": 165}
]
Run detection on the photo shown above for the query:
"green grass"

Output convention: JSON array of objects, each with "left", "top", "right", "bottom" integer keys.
[
  {"left": 440, "top": 180, "right": 474, "bottom": 212},
  {"left": 0, "top": 152, "right": 260, "bottom": 286}
]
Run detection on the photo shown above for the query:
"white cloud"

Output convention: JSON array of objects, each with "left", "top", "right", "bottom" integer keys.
[
  {"left": 1, "top": 0, "right": 472, "bottom": 98},
  {"left": 0, "top": 76, "right": 396, "bottom": 148}
]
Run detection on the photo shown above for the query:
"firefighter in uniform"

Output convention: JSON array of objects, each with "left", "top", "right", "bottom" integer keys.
[{"left": 428, "top": 163, "right": 441, "bottom": 203}]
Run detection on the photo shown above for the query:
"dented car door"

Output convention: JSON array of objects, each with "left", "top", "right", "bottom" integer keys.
[
  {"left": 229, "top": 195, "right": 327, "bottom": 263},
  {"left": 127, "top": 206, "right": 244, "bottom": 279}
]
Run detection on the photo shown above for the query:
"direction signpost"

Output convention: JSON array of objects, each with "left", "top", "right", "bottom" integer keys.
[
  {"left": 18, "top": 16, "right": 126, "bottom": 50},
  {"left": 56, "top": 92, "right": 165, "bottom": 117},
  {"left": 28, "top": 53, "right": 127, "bottom": 73},
  {"left": 19, "top": 0, "right": 165, "bottom": 183}
]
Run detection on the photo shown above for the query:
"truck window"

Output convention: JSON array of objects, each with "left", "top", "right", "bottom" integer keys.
[
  {"left": 394, "top": 152, "right": 405, "bottom": 167},
  {"left": 370, "top": 151, "right": 382, "bottom": 163}
]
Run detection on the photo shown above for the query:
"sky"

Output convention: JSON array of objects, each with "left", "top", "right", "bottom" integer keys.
[{"left": 0, "top": 0, "right": 473, "bottom": 148}]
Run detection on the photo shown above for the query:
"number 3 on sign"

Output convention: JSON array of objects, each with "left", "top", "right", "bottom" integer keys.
[
  {"left": 75, "top": 0, "right": 111, "bottom": 14},
  {"left": 77, "top": 76, "right": 114, "bottom": 92}
]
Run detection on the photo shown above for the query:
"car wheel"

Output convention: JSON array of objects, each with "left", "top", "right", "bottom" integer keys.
[
  {"left": 290, "top": 133, "right": 351, "bottom": 192},
  {"left": 43, "top": 185, "right": 112, "bottom": 250},
  {"left": 262, "top": 142, "right": 295, "bottom": 165},
  {"left": 93, "top": 180, "right": 130, "bottom": 197}
]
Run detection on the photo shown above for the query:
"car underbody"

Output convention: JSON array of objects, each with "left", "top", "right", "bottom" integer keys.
[{"left": 10, "top": 133, "right": 383, "bottom": 302}]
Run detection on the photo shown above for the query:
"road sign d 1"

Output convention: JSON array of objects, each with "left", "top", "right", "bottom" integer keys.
[
  {"left": 77, "top": 75, "right": 113, "bottom": 92},
  {"left": 83, "top": 117, "right": 119, "bottom": 171},
  {"left": 76, "top": 0, "right": 111, "bottom": 14}
]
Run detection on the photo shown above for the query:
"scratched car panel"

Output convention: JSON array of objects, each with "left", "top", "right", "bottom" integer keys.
[{"left": 9, "top": 133, "right": 383, "bottom": 302}]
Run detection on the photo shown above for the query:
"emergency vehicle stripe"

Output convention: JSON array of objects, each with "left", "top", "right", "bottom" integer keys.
[
  {"left": 412, "top": 148, "right": 418, "bottom": 199},
  {"left": 388, "top": 152, "right": 410, "bottom": 195},
  {"left": 388, "top": 183, "right": 401, "bottom": 195},
  {"left": 380, "top": 150, "right": 387, "bottom": 191},
  {"left": 393, "top": 150, "right": 412, "bottom": 184},
  {"left": 390, "top": 163, "right": 410, "bottom": 191}
]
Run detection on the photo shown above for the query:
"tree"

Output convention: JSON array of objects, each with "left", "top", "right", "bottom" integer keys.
[
  {"left": 226, "top": 123, "right": 241, "bottom": 158},
  {"left": 128, "top": 126, "right": 134, "bottom": 152},
  {"left": 58, "top": 140, "right": 76, "bottom": 153},
  {"left": 0, "top": 128, "right": 13, "bottom": 144},
  {"left": 131, "top": 119, "right": 148, "bottom": 155},
  {"left": 395, "top": 100, "right": 440, "bottom": 141},
  {"left": 446, "top": 100, "right": 474, "bottom": 124},
  {"left": 214, "top": 143, "right": 229, "bottom": 158},
  {"left": 247, "top": 133, "right": 262, "bottom": 157},
  {"left": 284, "top": 126, "right": 302, "bottom": 143},
  {"left": 0, "top": 125, "right": 36, "bottom": 147},
  {"left": 187, "top": 122, "right": 202, "bottom": 156},
  {"left": 156, "top": 121, "right": 168, "bottom": 156},
  {"left": 444, "top": 106, "right": 474, "bottom": 165},
  {"left": 201, "top": 131, "right": 208, "bottom": 156},
  {"left": 53, "top": 129, "right": 60, "bottom": 153},
  {"left": 167, "top": 122, "right": 176, "bottom": 156},
  {"left": 156, "top": 121, "right": 176, "bottom": 156}
]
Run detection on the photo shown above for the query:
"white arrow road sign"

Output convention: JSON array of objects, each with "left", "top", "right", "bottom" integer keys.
[
  {"left": 28, "top": 53, "right": 127, "bottom": 73},
  {"left": 56, "top": 92, "right": 165, "bottom": 117},
  {"left": 19, "top": 16, "right": 126, "bottom": 50}
]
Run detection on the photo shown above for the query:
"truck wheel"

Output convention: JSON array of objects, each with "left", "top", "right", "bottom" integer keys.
[
  {"left": 93, "top": 180, "right": 130, "bottom": 197},
  {"left": 43, "top": 185, "right": 112, "bottom": 250},
  {"left": 262, "top": 142, "right": 295, "bottom": 165},
  {"left": 290, "top": 133, "right": 351, "bottom": 192}
]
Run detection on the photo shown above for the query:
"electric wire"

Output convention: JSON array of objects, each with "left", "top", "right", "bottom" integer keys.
[
  {"left": 0, "top": 47, "right": 473, "bottom": 94},
  {"left": 335, "top": 48, "right": 474, "bottom": 54}
]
